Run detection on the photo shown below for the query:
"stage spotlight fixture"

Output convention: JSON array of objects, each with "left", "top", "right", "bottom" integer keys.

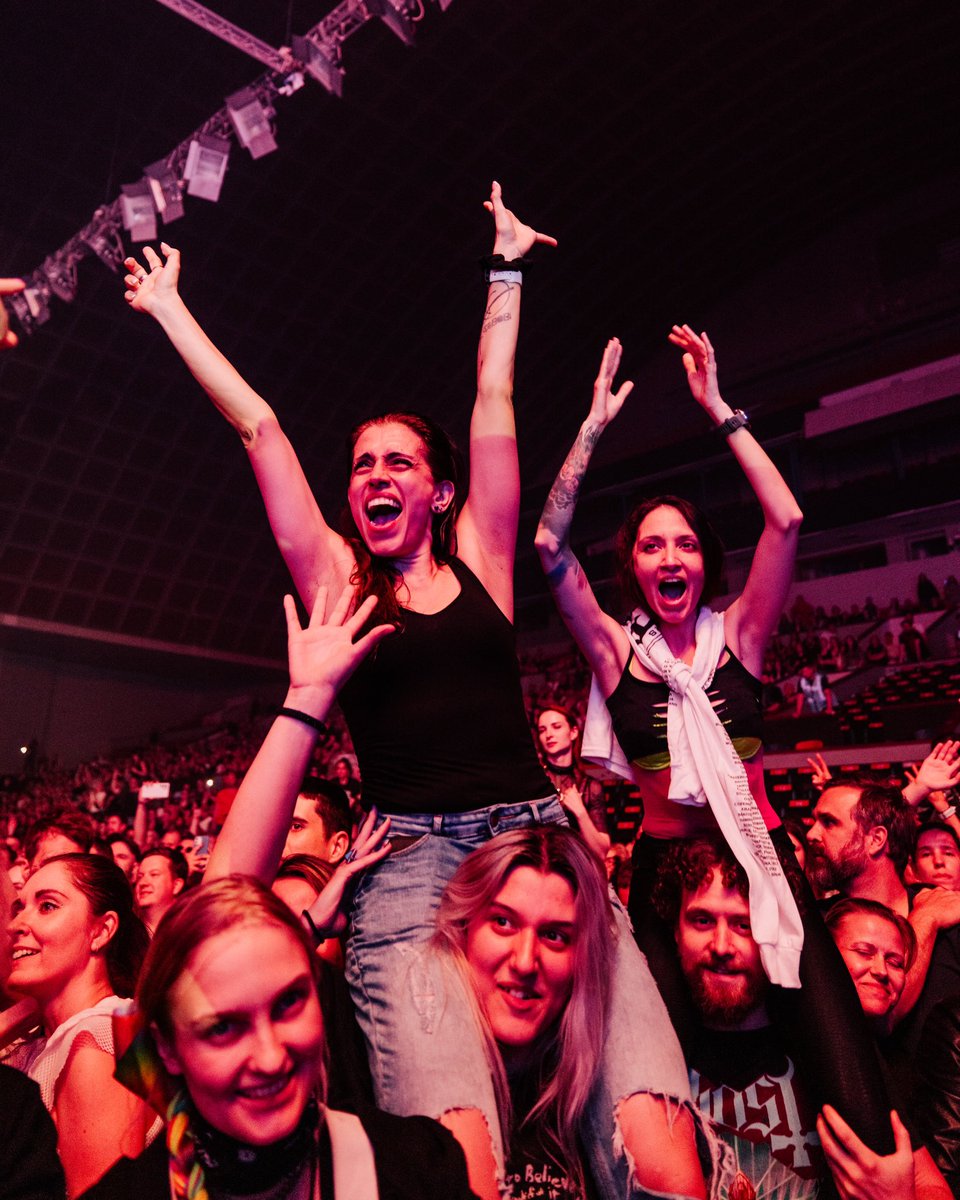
[
  {"left": 8, "top": 274, "right": 51, "bottom": 332},
  {"left": 366, "top": 0, "right": 415, "bottom": 45},
  {"left": 121, "top": 181, "right": 158, "bottom": 243},
  {"left": 226, "top": 87, "right": 278, "bottom": 159},
  {"left": 292, "top": 34, "right": 344, "bottom": 97},
  {"left": 84, "top": 215, "right": 126, "bottom": 273},
  {"left": 42, "top": 256, "right": 77, "bottom": 303},
  {"left": 145, "top": 160, "right": 186, "bottom": 223},
  {"left": 184, "top": 134, "right": 231, "bottom": 202}
]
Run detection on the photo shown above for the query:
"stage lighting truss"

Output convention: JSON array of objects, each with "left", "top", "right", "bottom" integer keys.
[{"left": 5, "top": 0, "right": 447, "bottom": 340}]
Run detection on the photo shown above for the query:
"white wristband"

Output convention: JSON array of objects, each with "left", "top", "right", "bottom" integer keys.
[
  {"left": 941, "top": 805, "right": 957, "bottom": 821},
  {"left": 486, "top": 269, "right": 523, "bottom": 285}
]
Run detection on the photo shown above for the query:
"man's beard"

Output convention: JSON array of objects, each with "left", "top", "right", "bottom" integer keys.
[
  {"left": 807, "top": 833, "right": 868, "bottom": 892},
  {"left": 686, "top": 958, "right": 768, "bottom": 1029}
]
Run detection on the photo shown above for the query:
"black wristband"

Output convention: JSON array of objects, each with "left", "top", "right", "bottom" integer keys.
[
  {"left": 301, "top": 908, "right": 327, "bottom": 946},
  {"left": 277, "top": 707, "right": 327, "bottom": 735},
  {"left": 714, "top": 409, "right": 751, "bottom": 437}
]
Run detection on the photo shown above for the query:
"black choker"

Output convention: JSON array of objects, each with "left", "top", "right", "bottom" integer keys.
[{"left": 193, "top": 1096, "right": 319, "bottom": 1195}]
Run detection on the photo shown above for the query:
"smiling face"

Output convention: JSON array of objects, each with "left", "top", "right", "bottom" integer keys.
[
  {"left": 631, "top": 505, "right": 705, "bottom": 626},
  {"left": 465, "top": 867, "right": 576, "bottom": 1060},
  {"left": 7, "top": 859, "right": 111, "bottom": 1002},
  {"left": 536, "top": 710, "right": 576, "bottom": 766},
  {"left": 832, "top": 911, "right": 907, "bottom": 1020},
  {"left": 135, "top": 854, "right": 183, "bottom": 918},
  {"left": 913, "top": 829, "right": 960, "bottom": 891},
  {"left": 347, "top": 421, "right": 453, "bottom": 562},
  {"left": 676, "top": 870, "right": 767, "bottom": 1029},
  {"left": 156, "top": 922, "right": 325, "bottom": 1146}
]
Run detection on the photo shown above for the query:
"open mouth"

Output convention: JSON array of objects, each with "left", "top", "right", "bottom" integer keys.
[
  {"left": 365, "top": 497, "right": 402, "bottom": 527},
  {"left": 237, "top": 1070, "right": 295, "bottom": 1102},
  {"left": 658, "top": 578, "right": 687, "bottom": 601},
  {"left": 499, "top": 983, "right": 542, "bottom": 1009},
  {"left": 11, "top": 948, "right": 38, "bottom": 961}
]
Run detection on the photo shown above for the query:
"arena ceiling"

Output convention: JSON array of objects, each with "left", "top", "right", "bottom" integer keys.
[{"left": 2, "top": 0, "right": 960, "bottom": 667}]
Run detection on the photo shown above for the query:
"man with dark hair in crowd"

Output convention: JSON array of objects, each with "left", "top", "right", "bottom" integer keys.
[
  {"left": 134, "top": 846, "right": 187, "bottom": 935},
  {"left": 654, "top": 836, "right": 949, "bottom": 1199},
  {"left": 807, "top": 778, "right": 960, "bottom": 1057},
  {"left": 23, "top": 810, "right": 97, "bottom": 872},
  {"left": 911, "top": 823, "right": 960, "bottom": 892},
  {"left": 106, "top": 831, "right": 141, "bottom": 884},
  {"left": 282, "top": 775, "right": 351, "bottom": 865}
]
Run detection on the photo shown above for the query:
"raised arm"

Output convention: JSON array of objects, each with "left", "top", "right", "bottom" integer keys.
[
  {"left": 204, "top": 586, "right": 392, "bottom": 883},
  {"left": 123, "top": 245, "right": 353, "bottom": 608},
  {"left": 456, "top": 183, "right": 556, "bottom": 617},
  {"left": 535, "top": 338, "right": 634, "bottom": 695},
  {"left": 670, "top": 326, "right": 803, "bottom": 675}
]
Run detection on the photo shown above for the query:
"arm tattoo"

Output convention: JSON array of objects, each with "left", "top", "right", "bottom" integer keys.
[
  {"left": 484, "top": 280, "right": 516, "bottom": 318},
  {"left": 540, "top": 421, "right": 602, "bottom": 544},
  {"left": 481, "top": 312, "right": 512, "bottom": 335}
]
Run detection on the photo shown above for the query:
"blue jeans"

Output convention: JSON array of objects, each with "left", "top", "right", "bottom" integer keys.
[{"left": 345, "top": 799, "right": 698, "bottom": 1198}]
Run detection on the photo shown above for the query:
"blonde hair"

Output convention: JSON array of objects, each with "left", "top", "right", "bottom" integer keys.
[{"left": 431, "top": 826, "right": 614, "bottom": 1189}]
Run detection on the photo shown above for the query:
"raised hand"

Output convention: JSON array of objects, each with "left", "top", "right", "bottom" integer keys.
[
  {"left": 588, "top": 337, "right": 634, "bottom": 427},
  {"left": 284, "top": 584, "right": 394, "bottom": 708},
  {"left": 484, "top": 180, "right": 557, "bottom": 261},
  {"left": 914, "top": 741, "right": 960, "bottom": 797},
  {"left": 668, "top": 324, "right": 723, "bottom": 419},
  {"left": 122, "top": 243, "right": 182, "bottom": 315},
  {"left": 806, "top": 752, "right": 832, "bottom": 791}
]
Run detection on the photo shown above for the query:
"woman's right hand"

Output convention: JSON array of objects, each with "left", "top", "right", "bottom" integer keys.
[
  {"left": 123, "top": 242, "right": 182, "bottom": 316},
  {"left": 588, "top": 337, "right": 634, "bottom": 428},
  {"left": 302, "top": 807, "right": 392, "bottom": 939}
]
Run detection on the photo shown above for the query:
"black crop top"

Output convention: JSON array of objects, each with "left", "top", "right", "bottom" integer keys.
[
  {"left": 605, "top": 649, "right": 765, "bottom": 771},
  {"left": 337, "top": 558, "right": 551, "bottom": 814}
]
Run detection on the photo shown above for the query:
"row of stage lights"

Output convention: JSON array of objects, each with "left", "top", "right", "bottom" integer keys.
[{"left": 4, "top": 0, "right": 449, "bottom": 338}]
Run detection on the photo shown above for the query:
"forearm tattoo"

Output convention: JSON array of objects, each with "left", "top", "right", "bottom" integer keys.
[
  {"left": 540, "top": 421, "right": 602, "bottom": 543},
  {"left": 481, "top": 312, "right": 512, "bottom": 335}
]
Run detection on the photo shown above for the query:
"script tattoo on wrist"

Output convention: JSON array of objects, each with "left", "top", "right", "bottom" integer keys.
[{"left": 481, "top": 312, "right": 513, "bottom": 335}]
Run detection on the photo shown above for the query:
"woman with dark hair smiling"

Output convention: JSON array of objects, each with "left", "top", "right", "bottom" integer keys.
[
  {"left": 3, "top": 853, "right": 156, "bottom": 1195},
  {"left": 535, "top": 329, "right": 902, "bottom": 1159}
]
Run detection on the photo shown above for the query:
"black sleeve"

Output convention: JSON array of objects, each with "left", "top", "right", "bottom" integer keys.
[
  {"left": 914, "top": 998, "right": 960, "bottom": 1198},
  {"left": 359, "top": 1107, "right": 480, "bottom": 1200},
  {"left": 0, "top": 1066, "right": 66, "bottom": 1200}
]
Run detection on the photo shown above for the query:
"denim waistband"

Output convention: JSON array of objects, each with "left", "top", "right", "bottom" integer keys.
[{"left": 377, "top": 795, "right": 562, "bottom": 840}]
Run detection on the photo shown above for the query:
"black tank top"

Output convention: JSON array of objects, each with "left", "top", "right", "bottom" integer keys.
[{"left": 338, "top": 558, "right": 551, "bottom": 814}]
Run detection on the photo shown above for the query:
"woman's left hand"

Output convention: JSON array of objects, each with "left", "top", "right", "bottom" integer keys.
[
  {"left": 301, "top": 807, "right": 392, "bottom": 939},
  {"left": 668, "top": 324, "right": 724, "bottom": 419},
  {"left": 484, "top": 180, "right": 557, "bottom": 261}
]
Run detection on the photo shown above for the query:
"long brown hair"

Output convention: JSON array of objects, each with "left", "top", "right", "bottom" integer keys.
[{"left": 341, "top": 412, "right": 463, "bottom": 628}]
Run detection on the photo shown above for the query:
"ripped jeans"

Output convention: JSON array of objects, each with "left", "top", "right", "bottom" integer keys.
[{"left": 345, "top": 799, "right": 699, "bottom": 1199}]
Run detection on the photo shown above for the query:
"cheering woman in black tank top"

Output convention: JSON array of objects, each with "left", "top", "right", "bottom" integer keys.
[{"left": 122, "top": 191, "right": 706, "bottom": 1200}]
